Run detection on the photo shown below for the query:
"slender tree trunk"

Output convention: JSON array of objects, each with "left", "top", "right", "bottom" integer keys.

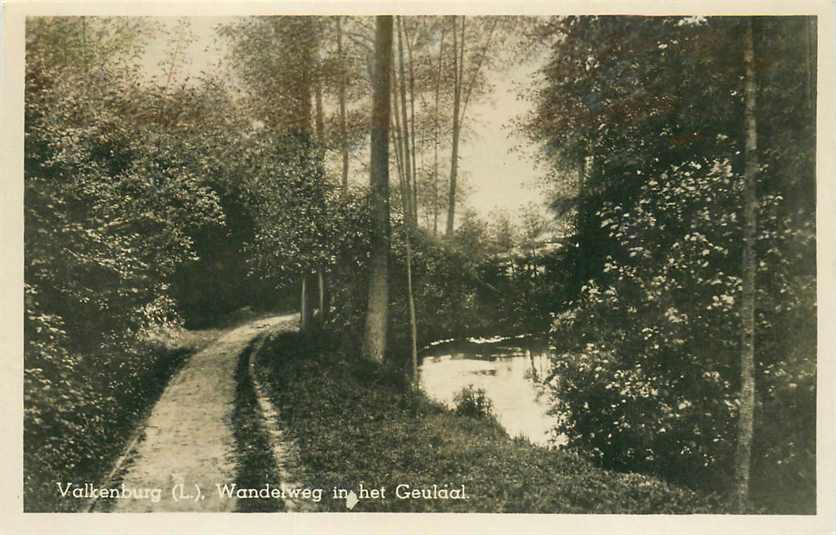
[
  {"left": 735, "top": 17, "right": 759, "bottom": 513},
  {"left": 443, "top": 17, "right": 497, "bottom": 235},
  {"left": 314, "top": 81, "right": 325, "bottom": 144},
  {"left": 446, "top": 16, "right": 465, "bottom": 236},
  {"left": 392, "top": 84, "right": 420, "bottom": 389},
  {"left": 81, "top": 18, "right": 88, "bottom": 78},
  {"left": 300, "top": 275, "right": 306, "bottom": 327},
  {"left": 283, "top": 17, "right": 316, "bottom": 331},
  {"left": 81, "top": 18, "right": 92, "bottom": 104},
  {"left": 804, "top": 17, "right": 817, "bottom": 198},
  {"left": 433, "top": 26, "right": 445, "bottom": 237},
  {"left": 314, "top": 19, "right": 326, "bottom": 147},
  {"left": 391, "top": 63, "right": 407, "bottom": 213},
  {"left": 337, "top": 17, "right": 350, "bottom": 192},
  {"left": 393, "top": 126, "right": 420, "bottom": 387},
  {"left": 805, "top": 17, "right": 817, "bottom": 115},
  {"left": 405, "top": 216, "right": 419, "bottom": 387},
  {"left": 396, "top": 17, "right": 414, "bottom": 225},
  {"left": 317, "top": 269, "right": 328, "bottom": 323},
  {"left": 331, "top": 17, "right": 347, "bottom": 325},
  {"left": 459, "top": 19, "right": 498, "bottom": 121},
  {"left": 394, "top": 17, "right": 419, "bottom": 386},
  {"left": 404, "top": 20, "right": 419, "bottom": 227},
  {"left": 363, "top": 15, "right": 393, "bottom": 362},
  {"left": 283, "top": 17, "right": 314, "bottom": 136},
  {"left": 312, "top": 19, "right": 328, "bottom": 325}
]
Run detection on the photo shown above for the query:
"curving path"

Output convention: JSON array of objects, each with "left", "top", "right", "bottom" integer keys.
[{"left": 96, "top": 314, "right": 298, "bottom": 512}]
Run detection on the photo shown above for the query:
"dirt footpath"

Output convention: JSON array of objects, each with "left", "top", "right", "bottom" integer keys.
[{"left": 101, "top": 314, "right": 298, "bottom": 512}]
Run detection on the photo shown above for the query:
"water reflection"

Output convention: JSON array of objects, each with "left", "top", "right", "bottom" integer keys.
[{"left": 418, "top": 337, "right": 566, "bottom": 448}]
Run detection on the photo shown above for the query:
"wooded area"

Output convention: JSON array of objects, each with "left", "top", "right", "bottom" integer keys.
[{"left": 24, "top": 15, "right": 817, "bottom": 514}]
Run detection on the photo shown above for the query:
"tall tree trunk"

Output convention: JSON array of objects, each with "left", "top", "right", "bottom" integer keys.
[
  {"left": 433, "top": 25, "right": 445, "bottom": 236},
  {"left": 804, "top": 17, "right": 817, "bottom": 199},
  {"left": 337, "top": 17, "right": 350, "bottom": 192},
  {"left": 446, "top": 16, "right": 465, "bottom": 236},
  {"left": 804, "top": 17, "right": 817, "bottom": 115},
  {"left": 314, "top": 19, "right": 326, "bottom": 147},
  {"left": 735, "top": 17, "right": 759, "bottom": 513},
  {"left": 392, "top": 83, "right": 419, "bottom": 389},
  {"left": 318, "top": 269, "right": 328, "bottom": 323},
  {"left": 281, "top": 17, "right": 316, "bottom": 330},
  {"left": 391, "top": 63, "right": 407, "bottom": 213},
  {"left": 314, "top": 81, "right": 325, "bottom": 144},
  {"left": 312, "top": 19, "right": 328, "bottom": 325},
  {"left": 404, "top": 20, "right": 419, "bottom": 227},
  {"left": 459, "top": 19, "right": 498, "bottom": 122},
  {"left": 396, "top": 17, "right": 414, "bottom": 225},
  {"left": 443, "top": 17, "right": 497, "bottom": 235},
  {"left": 393, "top": 17, "right": 420, "bottom": 386},
  {"left": 403, "top": 204, "right": 419, "bottom": 388},
  {"left": 81, "top": 17, "right": 88, "bottom": 78},
  {"left": 282, "top": 17, "right": 314, "bottom": 136},
  {"left": 363, "top": 15, "right": 393, "bottom": 362}
]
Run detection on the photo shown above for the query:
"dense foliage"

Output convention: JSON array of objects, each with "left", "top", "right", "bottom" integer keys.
[
  {"left": 524, "top": 16, "right": 816, "bottom": 512},
  {"left": 23, "top": 18, "right": 269, "bottom": 509}
]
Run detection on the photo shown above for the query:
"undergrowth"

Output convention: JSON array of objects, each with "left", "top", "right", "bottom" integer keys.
[{"left": 254, "top": 331, "right": 729, "bottom": 513}]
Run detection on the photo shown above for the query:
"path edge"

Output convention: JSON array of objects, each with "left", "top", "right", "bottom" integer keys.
[{"left": 247, "top": 332, "right": 317, "bottom": 513}]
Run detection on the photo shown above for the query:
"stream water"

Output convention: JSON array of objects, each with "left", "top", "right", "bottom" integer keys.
[{"left": 418, "top": 336, "right": 567, "bottom": 448}]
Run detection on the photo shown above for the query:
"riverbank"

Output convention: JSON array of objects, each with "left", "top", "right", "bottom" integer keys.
[{"left": 254, "top": 331, "right": 729, "bottom": 513}]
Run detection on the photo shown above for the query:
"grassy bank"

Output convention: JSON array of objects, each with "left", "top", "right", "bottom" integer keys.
[
  {"left": 255, "top": 331, "right": 729, "bottom": 513},
  {"left": 231, "top": 336, "right": 284, "bottom": 512}
]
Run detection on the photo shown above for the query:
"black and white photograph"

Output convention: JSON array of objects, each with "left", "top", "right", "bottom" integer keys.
[{"left": 2, "top": 1, "right": 833, "bottom": 531}]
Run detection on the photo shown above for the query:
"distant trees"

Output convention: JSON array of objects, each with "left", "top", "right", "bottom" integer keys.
[
  {"left": 221, "top": 16, "right": 371, "bottom": 330},
  {"left": 446, "top": 16, "right": 465, "bottom": 236},
  {"left": 216, "top": 14, "right": 518, "bottom": 362},
  {"left": 232, "top": 15, "right": 515, "bottom": 237},
  {"left": 387, "top": 16, "right": 515, "bottom": 236},
  {"left": 444, "top": 16, "right": 504, "bottom": 235}
]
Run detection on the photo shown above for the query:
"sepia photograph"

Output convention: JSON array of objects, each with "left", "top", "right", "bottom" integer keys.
[{"left": 4, "top": 2, "right": 831, "bottom": 529}]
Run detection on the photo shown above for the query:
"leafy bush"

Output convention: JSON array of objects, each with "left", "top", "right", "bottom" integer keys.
[
  {"left": 549, "top": 160, "right": 816, "bottom": 511},
  {"left": 453, "top": 385, "right": 495, "bottom": 419}
]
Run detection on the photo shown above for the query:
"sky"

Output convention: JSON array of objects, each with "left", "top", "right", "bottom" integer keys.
[{"left": 140, "top": 17, "right": 547, "bottom": 224}]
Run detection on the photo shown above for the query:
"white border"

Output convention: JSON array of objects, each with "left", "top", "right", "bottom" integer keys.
[{"left": 1, "top": 1, "right": 833, "bottom": 533}]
